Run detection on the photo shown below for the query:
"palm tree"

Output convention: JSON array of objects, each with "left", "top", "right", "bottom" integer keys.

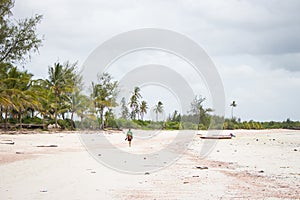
[
  {"left": 31, "top": 79, "right": 51, "bottom": 128},
  {"left": 230, "top": 101, "right": 237, "bottom": 120},
  {"left": 190, "top": 95, "right": 213, "bottom": 130},
  {"left": 129, "top": 87, "right": 142, "bottom": 119},
  {"left": 140, "top": 100, "right": 148, "bottom": 121},
  {"left": 69, "top": 90, "right": 88, "bottom": 130},
  {"left": 47, "top": 63, "right": 65, "bottom": 128},
  {"left": 91, "top": 73, "right": 118, "bottom": 129},
  {"left": 153, "top": 101, "right": 163, "bottom": 122},
  {"left": 120, "top": 97, "right": 129, "bottom": 119},
  {"left": 73, "top": 92, "right": 90, "bottom": 129},
  {"left": 0, "top": 63, "right": 13, "bottom": 128},
  {"left": 104, "top": 108, "right": 115, "bottom": 128},
  {"left": 12, "top": 70, "right": 40, "bottom": 128},
  {"left": 47, "top": 61, "right": 80, "bottom": 128},
  {"left": 0, "top": 66, "right": 41, "bottom": 129}
]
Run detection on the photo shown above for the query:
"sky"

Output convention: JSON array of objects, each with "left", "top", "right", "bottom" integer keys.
[{"left": 12, "top": 0, "right": 300, "bottom": 121}]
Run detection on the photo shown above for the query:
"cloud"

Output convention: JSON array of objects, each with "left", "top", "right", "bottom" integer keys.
[
  {"left": 11, "top": 0, "right": 300, "bottom": 120},
  {"left": 218, "top": 64, "right": 300, "bottom": 121},
  {"left": 182, "top": 0, "right": 300, "bottom": 56}
]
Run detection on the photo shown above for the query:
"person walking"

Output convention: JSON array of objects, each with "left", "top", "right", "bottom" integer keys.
[{"left": 126, "top": 129, "right": 133, "bottom": 147}]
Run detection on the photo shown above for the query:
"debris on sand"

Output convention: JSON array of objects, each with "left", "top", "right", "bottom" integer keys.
[
  {"left": 0, "top": 140, "right": 15, "bottom": 145},
  {"left": 195, "top": 166, "right": 208, "bottom": 170},
  {"left": 36, "top": 145, "right": 58, "bottom": 147}
]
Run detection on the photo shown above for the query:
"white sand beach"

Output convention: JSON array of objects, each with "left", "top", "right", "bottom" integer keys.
[{"left": 0, "top": 129, "right": 299, "bottom": 199}]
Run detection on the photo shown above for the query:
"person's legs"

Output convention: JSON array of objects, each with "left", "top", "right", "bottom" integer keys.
[{"left": 128, "top": 135, "right": 132, "bottom": 147}]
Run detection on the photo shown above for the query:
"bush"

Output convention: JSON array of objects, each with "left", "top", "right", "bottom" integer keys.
[
  {"left": 22, "top": 116, "right": 42, "bottom": 124},
  {"left": 198, "top": 123, "right": 208, "bottom": 130},
  {"left": 57, "top": 119, "right": 75, "bottom": 130},
  {"left": 181, "top": 122, "right": 198, "bottom": 130},
  {"left": 165, "top": 121, "right": 181, "bottom": 130},
  {"left": 115, "top": 119, "right": 141, "bottom": 129}
]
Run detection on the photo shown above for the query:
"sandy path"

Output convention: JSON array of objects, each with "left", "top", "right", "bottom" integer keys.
[{"left": 0, "top": 130, "right": 299, "bottom": 199}]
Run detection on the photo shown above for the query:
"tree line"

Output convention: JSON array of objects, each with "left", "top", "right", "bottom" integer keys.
[{"left": 0, "top": 60, "right": 217, "bottom": 131}]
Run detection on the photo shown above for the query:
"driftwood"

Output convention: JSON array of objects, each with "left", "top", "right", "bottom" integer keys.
[
  {"left": 36, "top": 144, "right": 58, "bottom": 147},
  {"left": 0, "top": 141, "right": 15, "bottom": 145},
  {"left": 196, "top": 166, "right": 208, "bottom": 170}
]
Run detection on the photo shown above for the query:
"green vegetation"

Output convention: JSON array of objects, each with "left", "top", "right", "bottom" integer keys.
[
  {"left": 223, "top": 118, "right": 300, "bottom": 130},
  {"left": 0, "top": 0, "right": 43, "bottom": 64}
]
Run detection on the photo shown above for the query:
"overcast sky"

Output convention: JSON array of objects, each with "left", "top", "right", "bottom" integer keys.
[{"left": 12, "top": 0, "right": 300, "bottom": 121}]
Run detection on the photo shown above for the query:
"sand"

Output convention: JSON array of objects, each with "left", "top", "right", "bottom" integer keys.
[{"left": 0, "top": 129, "right": 299, "bottom": 199}]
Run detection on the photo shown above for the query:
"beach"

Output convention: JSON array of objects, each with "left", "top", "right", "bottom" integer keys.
[{"left": 0, "top": 129, "right": 299, "bottom": 199}]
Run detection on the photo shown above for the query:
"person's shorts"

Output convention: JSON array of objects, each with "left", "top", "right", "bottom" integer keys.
[{"left": 127, "top": 135, "right": 132, "bottom": 141}]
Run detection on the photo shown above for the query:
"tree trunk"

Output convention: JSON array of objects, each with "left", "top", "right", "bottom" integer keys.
[
  {"left": 18, "top": 111, "right": 22, "bottom": 129},
  {"left": 42, "top": 114, "right": 45, "bottom": 129},
  {"left": 4, "top": 108, "right": 8, "bottom": 130},
  {"left": 70, "top": 111, "right": 74, "bottom": 130},
  {"left": 198, "top": 111, "right": 201, "bottom": 130},
  {"left": 80, "top": 116, "right": 83, "bottom": 129},
  {"left": 54, "top": 108, "right": 58, "bottom": 128},
  {"left": 0, "top": 106, "right": 3, "bottom": 121},
  {"left": 100, "top": 109, "right": 104, "bottom": 130}
]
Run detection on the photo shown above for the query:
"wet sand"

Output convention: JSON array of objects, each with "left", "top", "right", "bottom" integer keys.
[{"left": 0, "top": 129, "right": 299, "bottom": 199}]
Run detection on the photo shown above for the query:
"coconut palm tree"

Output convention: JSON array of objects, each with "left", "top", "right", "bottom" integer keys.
[
  {"left": 71, "top": 91, "right": 90, "bottom": 129},
  {"left": 47, "top": 63, "right": 65, "bottom": 128},
  {"left": 230, "top": 100, "right": 237, "bottom": 120},
  {"left": 30, "top": 78, "right": 51, "bottom": 128},
  {"left": 190, "top": 95, "right": 213, "bottom": 130},
  {"left": 47, "top": 61, "right": 80, "bottom": 128},
  {"left": 129, "top": 86, "right": 142, "bottom": 120},
  {"left": 0, "top": 66, "right": 41, "bottom": 129},
  {"left": 140, "top": 100, "right": 148, "bottom": 121},
  {"left": 0, "top": 64, "right": 14, "bottom": 129},
  {"left": 11, "top": 69, "right": 40, "bottom": 128},
  {"left": 0, "top": 63, "right": 13, "bottom": 127},
  {"left": 153, "top": 101, "right": 163, "bottom": 122}
]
